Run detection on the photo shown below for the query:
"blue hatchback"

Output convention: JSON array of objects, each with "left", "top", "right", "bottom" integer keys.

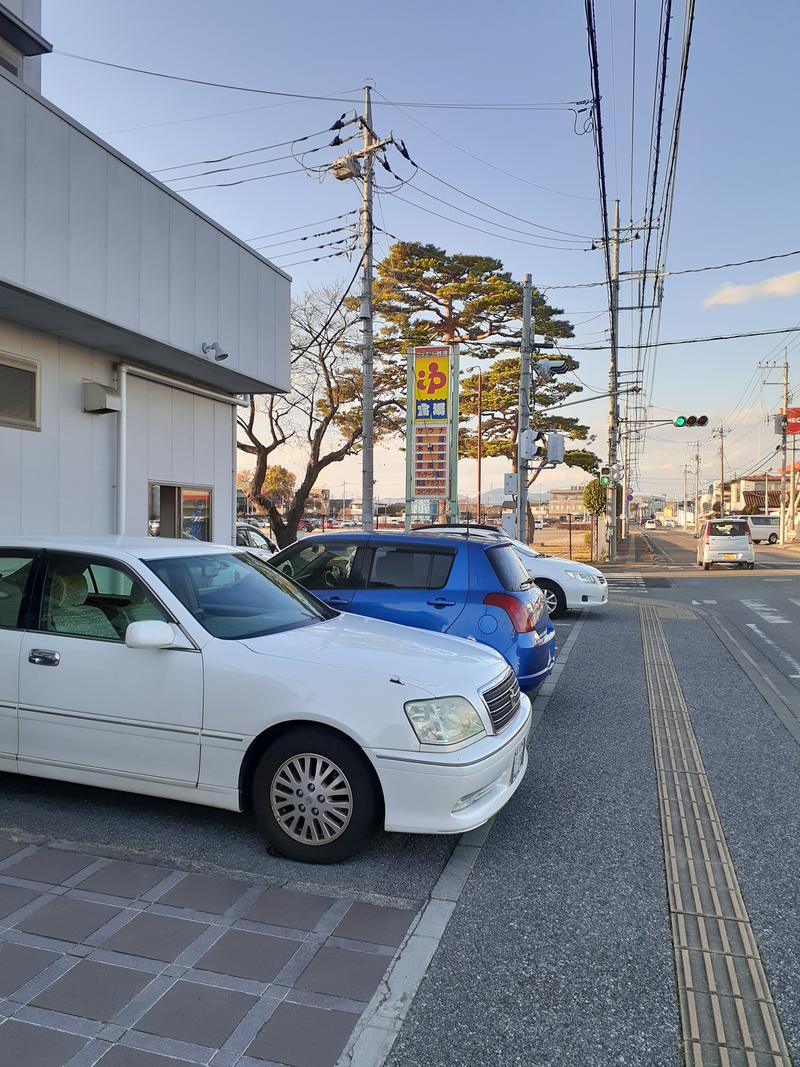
[{"left": 269, "top": 532, "right": 555, "bottom": 689}]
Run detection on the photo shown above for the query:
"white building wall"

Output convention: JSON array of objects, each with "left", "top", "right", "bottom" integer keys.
[
  {"left": 2, "top": 0, "right": 42, "bottom": 91},
  {"left": 125, "top": 376, "right": 235, "bottom": 543},
  {"left": 0, "top": 71, "right": 290, "bottom": 393},
  {"left": 0, "top": 320, "right": 235, "bottom": 541}
]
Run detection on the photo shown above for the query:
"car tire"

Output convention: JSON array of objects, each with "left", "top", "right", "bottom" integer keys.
[
  {"left": 536, "top": 579, "right": 566, "bottom": 619},
  {"left": 768, "top": 533, "right": 778, "bottom": 544},
  {"left": 703, "top": 562, "right": 710, "bottom": 570},
  {"left": 748, "top": 562, "right": 755, "bottom": 569},
  {"left": 251, "top": 726, "right": 381, "bottom": 863}
]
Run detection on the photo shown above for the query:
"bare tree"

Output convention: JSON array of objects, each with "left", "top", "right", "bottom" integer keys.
[{"left": 237, "top": 283, "right": 402, "bottom": 547}]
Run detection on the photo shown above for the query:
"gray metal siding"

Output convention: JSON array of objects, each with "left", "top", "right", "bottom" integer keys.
[{"left": 0, "top": 71, "right": 290, "bottom": 394}]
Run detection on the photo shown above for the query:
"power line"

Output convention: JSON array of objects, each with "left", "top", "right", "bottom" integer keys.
[
  {"left": 54, "top": 51, "right": 585, "bottom": 111},
  {"left": 291, "top": 250, "right": 367, "bottom": 348},
  {"left": 151, "top": 128, "right": 334, "bottom": 173},
  {"left": 383, "top": 189, "right": 592, "bottom": 251},
  {"left": 251, "top": 223, "right": 355, "bottom": 251},
  {"left": 385, "top": 180, "right": 588, "bottom": 246},
  {"left": 245, "top": 212, "right": 356, "bottom": 243},
  {"left": 416, "top": 165, "right": 593, "bottom": 239},
  {"left": 372, "top": 87, "right": 595, "bottom": 202},
  {"left": 174, "top": 166, "right": 308, "bottom": 192},
  {"left": 566, "top": 325, "right": 800, "bottom": 350}
]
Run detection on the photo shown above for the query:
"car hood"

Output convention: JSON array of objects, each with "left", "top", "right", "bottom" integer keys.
[
  {"left": 241, "top": 612, "right": 508, "bottom": 693},
  {"left": 522, "top": 554, "right": 603, "bottom": 580}
]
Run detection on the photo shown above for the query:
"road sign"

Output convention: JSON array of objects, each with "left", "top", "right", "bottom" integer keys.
[{"left": 626, "top": 492, "right": 633, "bottom": 501}]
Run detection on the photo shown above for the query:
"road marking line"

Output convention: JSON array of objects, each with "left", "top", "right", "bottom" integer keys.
[
  {"left": 745, "top": 623, "right": 800, "bottom": 678},
  {"left": 740, "top": 599, "right": 791, "bottom": 624},
  {"left": 640, "top": 605, "right": 792, "bottom": 1066}
]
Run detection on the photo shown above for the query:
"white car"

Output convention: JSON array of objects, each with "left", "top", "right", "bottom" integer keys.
[
  {"left": 410, "top": 525, "right": 607, "bottom": 618},
  {"left": 0, "top": 536, "right": 531, "bottom": 863},
  {"left": 697, "top": 519, "right": 754, "bottom": 570},
  {"left": 644, "top": 519, "right": 657, "bottom": 530},
  {"left": 235, "top": 521, "right": 278, "bottom": 560}
]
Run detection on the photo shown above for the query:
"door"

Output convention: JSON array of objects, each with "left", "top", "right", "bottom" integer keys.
[
  {"left": 0, "top": 552, "right": 37, "bottom": 774},
  {"left": 18, "top": 553, "right": 202, "bottom": 786},
  {"left": 352, "top": 543, "right": 467, "bottom": 632},
  {"left": 272, "top": 539, "right": 364, "bottom": 611}
]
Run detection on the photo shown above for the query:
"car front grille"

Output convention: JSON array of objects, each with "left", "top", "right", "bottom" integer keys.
[{"left": 482, "top": 669, "right": 521, "bottom": 733}]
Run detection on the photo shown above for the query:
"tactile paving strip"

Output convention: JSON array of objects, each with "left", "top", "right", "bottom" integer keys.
[{"left": 640, "top": 604, "right": 792, "bottom": 1067}]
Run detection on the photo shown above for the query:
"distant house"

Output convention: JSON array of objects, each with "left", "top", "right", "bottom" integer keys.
[{"left": 547, "top": 485, "right": 589, "bottom": 520}]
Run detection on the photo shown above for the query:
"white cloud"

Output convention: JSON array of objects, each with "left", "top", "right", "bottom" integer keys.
[{"left": 703, "top": 270, "right": 800, "bottom": 307}]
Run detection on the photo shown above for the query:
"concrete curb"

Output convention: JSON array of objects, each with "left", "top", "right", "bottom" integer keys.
[{"left": 336, "top": 616, "right": 588, "bottom": 1067}]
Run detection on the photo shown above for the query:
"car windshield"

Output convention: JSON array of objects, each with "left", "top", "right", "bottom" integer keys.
[
  {"left": 146, "top": 552, "right": 333, "bottom": 640},
  {"left": 509, "top": 538, "right": 541, "bottom": 559},
  {"left": 707, "top": 521, "right": 748, "bottom": 538}
]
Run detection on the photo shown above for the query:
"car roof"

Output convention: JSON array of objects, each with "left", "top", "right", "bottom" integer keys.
[
  {"left": 274, "top": 531, "right": 504, "bottom": 551},
  {"left": 0, "top": 534, "right": 237, "bottom": 561}
]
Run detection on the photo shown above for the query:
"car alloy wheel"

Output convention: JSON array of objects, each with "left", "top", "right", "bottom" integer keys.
[
  {"left": 251, "top": 725, "right": 380, "bottom": 863},
  {"left": 270, "top": 753, "right": 353, "bottom": 845}
]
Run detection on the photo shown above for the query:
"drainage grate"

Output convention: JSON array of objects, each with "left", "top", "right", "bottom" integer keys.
[{"left": 639, "top": 604, "right": 792, "bottom": 1066}]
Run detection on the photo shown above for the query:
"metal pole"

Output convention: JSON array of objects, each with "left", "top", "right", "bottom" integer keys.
[
  {"left": 765, "top": 469, "right": 769, "bottom": 517},
  {"left": 791, "top": 426, "right": 797, "bottom": 536},
  {"left": 683, "top": 464, "right": 688, "bottom": 531},
  {"left": 404, "top": 350, "right": 414, "bottom": 532},
  {"left": 607, "top": 200, "right": 620, "bottom": 560},
  {"left": 360, "top": 86, "right": 375, "bottom": 533},
  {"left": 448, "top": 345, "right": 460, "bottom": 522},
  {"left": 477, "top": 368, "right": 483, "bottom": 524},
  {"left": 694, "top": 442, "right": 700, "bottom": 535},
  {"left": 517, "top": 275, "right": 532, "bottom": 543},
  {"left": 780, "top": 348, "right": 789, "bottom": 544}
]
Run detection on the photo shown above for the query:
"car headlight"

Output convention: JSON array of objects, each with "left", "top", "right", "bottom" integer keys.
[
  {"left": 404, "top": 696, "right": 486, "bottom": 745},
  {"left": 564, "top": 569, "right": 597, "bottom": 584}
]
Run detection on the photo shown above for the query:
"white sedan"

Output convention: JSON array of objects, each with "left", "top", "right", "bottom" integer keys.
[
  {"left": 503, "top": 538, "right": 607, "bottom": 618},
  {"left": 0, "top": 536, "right": 531, "bottom": 863}
]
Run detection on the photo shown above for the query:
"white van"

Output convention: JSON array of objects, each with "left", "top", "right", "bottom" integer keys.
[{"left": 730, "top": 514, "right": 779, "bottom": 544}]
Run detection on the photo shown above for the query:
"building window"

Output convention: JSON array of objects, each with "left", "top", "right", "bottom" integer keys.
[
  {"left": 0, "top": 355, "right": 39, "bottom": 430},
  {"left": 0, "top": 38, "right": 22, "bottom": 78},
  {"left": 149, "top": 484, "right": 212, "bottom": 541}
]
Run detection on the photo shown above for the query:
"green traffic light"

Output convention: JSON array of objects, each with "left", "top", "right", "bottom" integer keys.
[
  {"left": 600, "top": 476, "right": 610, "bottom": 487},
  {"left": 674, "top": 415, "right": 686, "bottom": 427}
]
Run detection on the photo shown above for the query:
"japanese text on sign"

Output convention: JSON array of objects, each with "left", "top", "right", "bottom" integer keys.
[
  {"left": 413, "top": 425, "right": 449, "bottom": 497},
  {"left": 414, "top": 347, "right": 451, "bottom": 423}
]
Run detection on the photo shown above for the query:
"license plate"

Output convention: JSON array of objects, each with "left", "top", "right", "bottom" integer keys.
[
  {"left": 510, "top": 742, "right": 526, "bottom": 783},
  {"left": 723, "top": 553, "right": 735, "bottom": 560}
]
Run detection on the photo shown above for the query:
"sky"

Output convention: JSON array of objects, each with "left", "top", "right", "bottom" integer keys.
[{"left": 39, "top": 0, "right": 800, "bottom": 502}]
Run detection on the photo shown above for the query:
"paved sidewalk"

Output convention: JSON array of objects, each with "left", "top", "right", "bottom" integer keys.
[{"left": 0, "top": 838, "right": 416, "bottom": 1067}]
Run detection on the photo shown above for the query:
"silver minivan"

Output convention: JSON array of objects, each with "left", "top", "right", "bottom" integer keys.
[{"left": 697, "top": 519, "right": 755, "bottom": 570}]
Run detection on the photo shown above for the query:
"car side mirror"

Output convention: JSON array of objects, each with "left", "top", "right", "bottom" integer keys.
[{"left": 125, "top": 620, "right": 176, "bottom": 649}]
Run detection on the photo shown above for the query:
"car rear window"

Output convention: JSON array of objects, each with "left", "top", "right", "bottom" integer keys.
[
  {"left": 366, "top": 546, "right": 455, "bottom": 589},
  {"left": 707, "top": 521, "right": 748, "bottom": 537},
  {"left": 486, "top": 544, "right": 533, "bottom": 591}
]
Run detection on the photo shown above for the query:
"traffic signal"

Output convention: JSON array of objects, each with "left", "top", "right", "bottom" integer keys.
[
  {"left": 599, "top": 465, "right": 611, "bottom": 487},
  {"left": 533, "top": 359, "right": 569, "bottom": 384},
  {"left": 673, "top": 415, "right": 708, "bottom": 428}
]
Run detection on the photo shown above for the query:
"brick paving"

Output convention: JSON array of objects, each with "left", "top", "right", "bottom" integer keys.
[{"left": 0, "top": 836, "right": 416, "bottom": 1067}]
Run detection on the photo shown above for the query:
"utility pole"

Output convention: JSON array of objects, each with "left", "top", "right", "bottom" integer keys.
[
  {"left": 694, "top": 442, "right": 701, "bottom": 533},
  {"left": 712, "top": 425, "right": 728, "bottom": 518},
  {"left": 607, "top": 200, "right": 621, "bottom": 561},
  {"left": 517, "top": 275, "right": 533, "bottom": 543},
  {"left": 476, "top": 368, "right": 483, "bottom": 523},
  {"left": 780, "top": 347, "right": 789, "bottom": 545},
  {"left": 681, "top": 464, "right": 690, "bottom": 530},
  {"left": 359, "top": 86, "right": 376, "bottom": 533}
]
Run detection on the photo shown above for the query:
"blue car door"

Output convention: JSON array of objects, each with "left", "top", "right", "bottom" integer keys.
[
  {"left": 351, "top": 541, "right": 468, "bottom": 632},
  {"left": 271, "top": 539, "right": 365, "bottom": 611}
]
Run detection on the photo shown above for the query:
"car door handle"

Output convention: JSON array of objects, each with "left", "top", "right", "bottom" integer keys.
[
  {"left": 327, "top": 596, "right": 350, "bottom": 606},
  {"left": 28, "top": 649, "right": 60, "bottom": 667},
  {"left": 427, "top": 598, "right": 456, "bottom": 608}
]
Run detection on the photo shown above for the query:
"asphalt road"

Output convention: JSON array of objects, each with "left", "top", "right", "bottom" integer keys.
[{"left": 608, "top": 528, "right": 800, "bottom": 715}]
